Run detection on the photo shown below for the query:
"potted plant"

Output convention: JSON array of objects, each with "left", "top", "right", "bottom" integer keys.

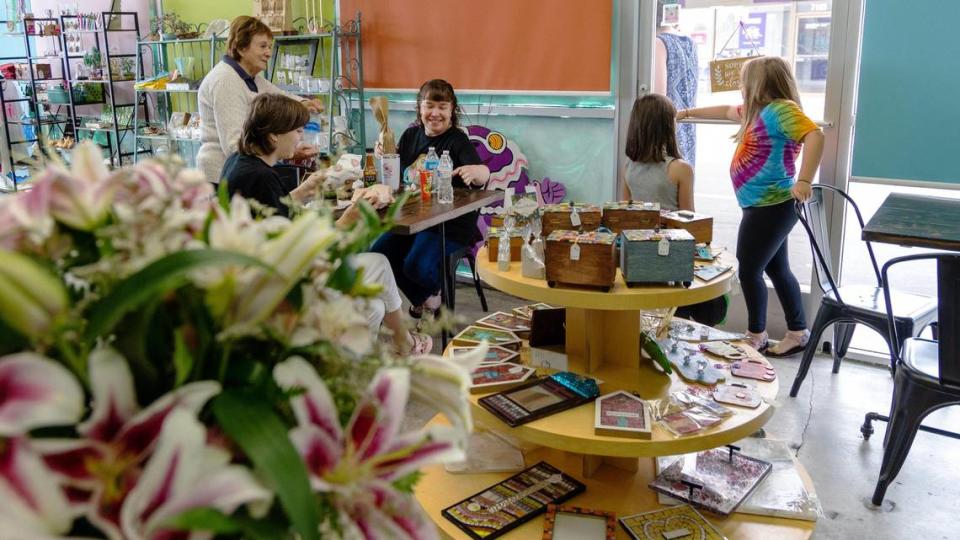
[
  {"left": 83, "top": 46, "right": 102, "bottom": 79},
  {"left": 152, "top": 13, "right": 196, "bottom": 40}
]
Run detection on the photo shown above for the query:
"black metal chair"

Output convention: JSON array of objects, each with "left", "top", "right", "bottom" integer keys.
[
  {"left": 871, "top": 253, "right": 960, "bottom": 505},
  {"left": 790, "top": 185, "right": 938, "bottom": 398},
  {"left": 444, "top": 245, "right": 488, "bottom": 312}
]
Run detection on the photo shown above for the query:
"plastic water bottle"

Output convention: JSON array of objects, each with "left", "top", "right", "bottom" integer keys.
[
  {"left": 424, "top": 146, "right": 439, "bottom": 193},
  {"left": 437, "top": 150, "right": 454, "bottom": 204},
  {"left": 303, "top": 113, "right": 322, "bottom": 150}
]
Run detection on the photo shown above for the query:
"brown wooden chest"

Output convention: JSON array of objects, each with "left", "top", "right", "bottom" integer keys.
[
  {"left": 541, "top": 203, "right": 602, "bottom": 237},
  {"left": 544, "top": 230, "right": 618, "bottom": 291},
  {"left": 660, "top": 210, "right": 714, "bottom": 244},
  {"left": 601, "top": 201, "right": 662, "bottom": 233},
  {"left": 486, "top": 226, "right": 526, "bottom": 262}
]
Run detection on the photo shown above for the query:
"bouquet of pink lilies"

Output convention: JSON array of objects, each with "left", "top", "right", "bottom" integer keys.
[{"left": 0, "top": 143, "right": 484, "bottom": 540}]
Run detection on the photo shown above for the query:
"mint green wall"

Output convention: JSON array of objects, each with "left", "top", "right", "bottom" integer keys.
[
  {"left": 852, "top": 0, "right": 960, "bottom": 183},
  {"left": 364, "top": 111, "right": 615, "bottom": 204}
]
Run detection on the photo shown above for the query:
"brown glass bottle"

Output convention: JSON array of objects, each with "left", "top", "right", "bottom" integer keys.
[{"left": 363, "top": 152, "right": 377, "bottom": 187}]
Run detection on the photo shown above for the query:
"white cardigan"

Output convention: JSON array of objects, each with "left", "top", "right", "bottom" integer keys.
[{"left": 196, "top": 61, "right": 302, "bottom": 184}]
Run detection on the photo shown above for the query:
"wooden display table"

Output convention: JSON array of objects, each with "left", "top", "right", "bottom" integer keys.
[
  {"left": 416, "top": 416, "right": 816, "bottom": 540},
  {"left": 476, "top": 246, "right": 737, "bottom": 375},
  {"left": 465, "top": 344, "right": 777, "bottom": 461}
]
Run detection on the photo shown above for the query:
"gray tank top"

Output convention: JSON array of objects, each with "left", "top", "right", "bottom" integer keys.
[{"left": 624, "top": 158, "right": 679, "bottom": 211}]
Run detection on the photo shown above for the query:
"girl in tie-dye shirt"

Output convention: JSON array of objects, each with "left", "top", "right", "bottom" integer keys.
[{"left": 677, "top": 57, "right": 825, "bottom": 357}]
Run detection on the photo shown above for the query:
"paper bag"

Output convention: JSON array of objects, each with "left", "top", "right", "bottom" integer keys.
[{"left": 369, "top": 96, "right": 396, "bottom": 153}]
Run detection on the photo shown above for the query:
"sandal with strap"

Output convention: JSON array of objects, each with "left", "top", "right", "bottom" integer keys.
[
  {"left": 409, "top": 332, "right": 433, "bottom": 356},
  {"left": 767, "top": 329, "right": 810, "bottom": 358}
]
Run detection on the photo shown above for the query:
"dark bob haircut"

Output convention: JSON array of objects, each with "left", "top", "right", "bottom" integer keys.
[
  {"left": 238, "top": 93, "right": 309, "bottom": 156},
  {"left": 415, "top": 79, "right": 462, "bottom": 129}
]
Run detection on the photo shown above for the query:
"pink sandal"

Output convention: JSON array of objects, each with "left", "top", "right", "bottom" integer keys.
[{"left": 409, "top": 333, "right": 433, "bottom": 355}]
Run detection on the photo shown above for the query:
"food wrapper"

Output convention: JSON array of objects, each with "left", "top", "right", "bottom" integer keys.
[{"left": 369, "top": 96, "right": 396, "bottom": 154}]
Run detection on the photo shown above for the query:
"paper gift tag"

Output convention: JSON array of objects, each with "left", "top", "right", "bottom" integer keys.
[
  {"left": 658, "top": 237, "right": 671, "bottom": 256},
  {"left": 570, "top": 209, "right": 581, "bottom": 227},
  {"left": 713, "top": 382, "right": 762, "bottom": 408},
  {"left": 570, "top": 243, "right": 581, "bottom": 261}
]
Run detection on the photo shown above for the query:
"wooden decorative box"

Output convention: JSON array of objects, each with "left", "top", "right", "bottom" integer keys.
[
  {"left": 601, "top": 200, "right": 661, "bottom": 233},
  {"left": 486, "top": 226, "right": 526, "bottom": 262},
  {"left": 620, "top": 229, "right": 695, "bottom": 286},
  {"left": 660, "top": 210, "right": 714, "bottom": 244},
  {"left": 541, "top": 203, "right": 602, "bottom": 237},
  {"left": 545, "top": 230, "right": 618, "bottom": 291}
]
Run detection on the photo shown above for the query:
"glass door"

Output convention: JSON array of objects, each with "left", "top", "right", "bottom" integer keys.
[{"left": 641, "top": 0, "right": 840, "bottom": 288}]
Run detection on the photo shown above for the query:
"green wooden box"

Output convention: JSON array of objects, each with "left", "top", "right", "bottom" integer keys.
[{"left": 620, "top": 229, "right": 695, "bottom": 286}]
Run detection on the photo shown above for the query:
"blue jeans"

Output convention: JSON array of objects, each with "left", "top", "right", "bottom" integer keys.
[
  {"left": 737, "top": 200, "right": 807, "bottom": 333},
  {"left": 370, "top": 230, "right": 466, "bottom": 306}
]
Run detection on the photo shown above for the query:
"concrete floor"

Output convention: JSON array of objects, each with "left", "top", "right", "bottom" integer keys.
[{"left": 411, "top": 284, "right": 960, "bottom": 540}]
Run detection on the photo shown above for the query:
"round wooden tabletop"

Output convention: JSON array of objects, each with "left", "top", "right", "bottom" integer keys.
[
  {"left": 476, "top": 246, "right": 737, "bottom": 310},
  {"left": 417, "top": 417, "right": 816, "bottom": 540},
  {"left": 457, "top": 343, "right": 778, "bottom": 458}
]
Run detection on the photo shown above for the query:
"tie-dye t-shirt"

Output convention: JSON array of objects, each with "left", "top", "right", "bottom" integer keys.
[{"left": 730, "top": 100, "right": 819, "bottom": 208}]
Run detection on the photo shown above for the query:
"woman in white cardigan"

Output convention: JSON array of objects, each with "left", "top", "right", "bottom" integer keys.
[{"left": 197, "top": 16, "right": 322, "bottom": 185}]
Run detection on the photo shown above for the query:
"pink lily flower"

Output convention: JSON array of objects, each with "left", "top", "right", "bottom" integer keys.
[
  {"left": 0, "top": 178, "right": 54, "bottom": 251},
  {"left": 0, "top": 353, "right": 85, "bottom": 537},
  {"left": 119, "top": 408, "right": 272, "bottom": 540},
  {"left": 38, "top": 347, "right": 220, "bottom": 539},
  {"left": 44, "top": 141, "right": 122, "bottom": 231},
  {"left": 274, "top": 357, "right": 466, "bottom": 540}
]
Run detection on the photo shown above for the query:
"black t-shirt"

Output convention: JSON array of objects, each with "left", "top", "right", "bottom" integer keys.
[
  {"left": 222, "top": 153, "right": 290, "bottom": 218},
  {"left": 398, "top": 125, "right": 484, "bottom": 245}
]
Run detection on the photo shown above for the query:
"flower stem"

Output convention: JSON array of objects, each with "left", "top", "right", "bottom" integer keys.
[
  {"left": 56, "top": 332, "right": 89, "bottom": 388},
  {"left": 218, "top": 343, "right": 232, "bottom": 383}
]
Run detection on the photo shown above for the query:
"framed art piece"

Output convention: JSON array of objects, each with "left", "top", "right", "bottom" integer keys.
[
  {"left": 513, "top": 302, "right": 555, "bottom": 320},
  {"left": 453, "top": 325, "right": 521, "bottom": 350},
  {"left": 594, "top": 390, "right": 652, "bottom": 439},
  {"left": 449, "top": 345, "right": 520, "bottom": 364},
  {"left": 441, "top": 461, "right": 586, "bottom": 540},
  {"left": 470, "top": 363, "right": 536, "bottom": 394},
  {"left": 479, "top": 372, "right": 599, "bottom": 427},
  {"left": 648, "top": 446, "right": 772, "bottom": 516},
  {"left": 543, "top": 505, "right": 616, "bottom": 540},
  {"left": 619, "top": 504, "right": 726, "bottom": 540},
  {"left": 477, "top": 311, "right": 532, "bottom": 336}
]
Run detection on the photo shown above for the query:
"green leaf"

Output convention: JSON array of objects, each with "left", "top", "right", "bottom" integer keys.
[
  {"left": 392, "top": 470, "right": 423, "bottom": 494},
  {"left": 640, "top": 331, "right": 673, "bottom": 374},
  {"left": 212, "top": 391, "right": 321, "bottom": 540},
  {"left": 84, "top": 249, "right": 275, "bottom": 342},
  {"left": 164, "top": 507, "right": 288, "bottom": 540},
  {"left": 164, "top": 507, "right": 240, "bottom": 534},
  {"left": 217, "top": 180, "right": 231, "bottom": 210},
  {"left": 172, "top": 329, "right": 193, "bottom": 387}
]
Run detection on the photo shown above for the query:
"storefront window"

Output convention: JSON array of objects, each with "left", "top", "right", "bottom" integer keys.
[{"left": 669, "top": 1, "right": 833, "bottom": 287}]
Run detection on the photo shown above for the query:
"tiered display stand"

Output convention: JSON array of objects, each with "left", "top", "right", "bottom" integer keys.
[{"left": 414, "top": 247, "right": 816, "bottom": 539}]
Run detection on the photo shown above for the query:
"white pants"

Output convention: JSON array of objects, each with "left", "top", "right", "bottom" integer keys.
[{"left": 352, "top": 252, "right": 403, "bottom": 332}]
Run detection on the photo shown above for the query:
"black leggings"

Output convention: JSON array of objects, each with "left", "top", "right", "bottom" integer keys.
[{"left": 737, "top": 200, "right": 806, "bottom": 333}]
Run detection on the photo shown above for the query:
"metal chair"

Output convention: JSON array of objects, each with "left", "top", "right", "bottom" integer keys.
[
  {"left": 444, "top": 244, "right": 488, "bottom": 313},
  {"left": 871, "top": 253, "right": 960, "bottom": 505},
  {"left": 789, "top": 185, "right": 938, "bottom": 398}
]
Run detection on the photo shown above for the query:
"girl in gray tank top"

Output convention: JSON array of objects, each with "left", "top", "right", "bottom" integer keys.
[{"left": 622, "top": 94, "right": 693, "bottom": 212}]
